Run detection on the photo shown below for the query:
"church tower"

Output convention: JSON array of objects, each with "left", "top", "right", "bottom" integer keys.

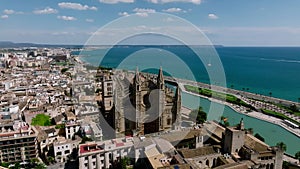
[
  {"left": 157, "top": 67, "right": 165, "bottom": 131},
  {"left": 134, "top": 67, "right": 141, "bottom": 92},
  {"left": 134, "top": 67, "right": 144, "bottom": 135},
  {"left": 223, "top": 118, "right": 245, "bottom": 154},
  {"left": 173, "top": 86, "right": 182, "bottom": 130},
  {"left": 157, "top": 66, "right": 165, "bottom": 90},
  {"left": 238, "top": 118, "right": 245, "bottom": 130}
]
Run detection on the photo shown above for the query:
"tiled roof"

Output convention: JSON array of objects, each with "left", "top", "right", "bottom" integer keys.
[{"left": 179, "top": 146, "right": 217, "bottom": 158}]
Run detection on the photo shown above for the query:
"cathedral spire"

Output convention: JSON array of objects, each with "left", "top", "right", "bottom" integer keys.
[
  {"left": 175, "top": 86, "right": 181, "bottom": 98},
  {"left": 134, "top": 67, "right": 141, "bottom": 92},
  {"left": 157, "top": 66, "right": 164, "bottom": 90},
  {"left": 239, "top": 118, "right": 244, "bottom": 130},
  {"left": 134, "top": 67, "right": 140, "bottom": 85}
]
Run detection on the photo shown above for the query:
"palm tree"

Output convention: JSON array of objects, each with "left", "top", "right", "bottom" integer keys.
[
  {"left": 295, "top": 151, "right": 300, "bottom": 162},
  {"left": 276, "top": 142, "right": 287, "bottom": 151},
  {"left": 254, "top": 133, "right": 265, "bottom": 142},
  {"left": 220, "top": 116, "right": 229, "bottom": 127},
  {"left": 247, "top": 128, "right": 254, "bottom": 134}
]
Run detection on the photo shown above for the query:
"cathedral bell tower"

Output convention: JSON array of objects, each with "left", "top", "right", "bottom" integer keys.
[{"left": 157, "top": 66, "right": 165, "bottom": 90}]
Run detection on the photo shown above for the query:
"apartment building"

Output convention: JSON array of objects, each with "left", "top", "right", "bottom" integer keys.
[
  {"left": 0, "top": 121, "right": 38, "bottom": 163},
  {"left": 78, "top": 137, "right": 134, "bottom": 169}
]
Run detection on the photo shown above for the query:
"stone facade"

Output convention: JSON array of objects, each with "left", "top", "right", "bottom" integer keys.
[{"left": 98, "top": 67, "right": 181, "bottom": 137}]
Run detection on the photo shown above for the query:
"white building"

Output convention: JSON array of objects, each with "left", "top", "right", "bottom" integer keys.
[
  {"left": 78, "top": 137, "right": 134, "bottom": 169},
  {"left": 53, "top": 137, "right": 80, "bottom": 162},
  {"left": 65, "top": 121, "right": 80, "bottom": 140}
]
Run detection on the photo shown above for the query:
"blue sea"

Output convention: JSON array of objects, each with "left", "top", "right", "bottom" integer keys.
[{"left": 76, "top": 46, "right": 300, "bottom": 102}]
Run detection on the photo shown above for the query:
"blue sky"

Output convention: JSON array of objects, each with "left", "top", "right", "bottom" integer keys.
[{"left": 1, "top": 0, "right": 300, "bottom": 46}]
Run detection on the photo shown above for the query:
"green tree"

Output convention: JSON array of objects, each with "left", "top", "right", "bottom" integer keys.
[
  {"left": 47, "top": 156, "right": 56, "bottom": 164},
  {"left": 282, "top": 161, "right": 290, "bottom": 169},
  {"left": 276, "top": 142, "right": 287, "bottom": 151},
  {"left": 220, "top": 116, "right": 226, "bottom": 121},
  {"left": 30, "top": 158, "right": 39, "bottom": 164},
  {"left": 289, "top": 104, "right": 299, "bottom": 112},
  {"left": 34, "top": 163, "right": 46, "bottom": 169},
  {"left": 220, "top": 116, "right": 230, "bottom": 127},
  {"left": 113, "top": 157, "right": 130, "bottom": 169},
  {"left": 55, "top": 124, "right": 65, "bottom": 129},
  {"left": 190, "top": 107, "right": 207, "bottom": 124},
  {"left": 247, "top": 128, "right": 254, "bottom": 134},
  {"left": 295, "top": 151, "right": 300, "bottom": 162},
  {"left": 224, "top": 121, "right": 230, "bottom": 127},
  {"left": 81, "top": 136, "right": 93, "bottom": 144},
  {"left": 254, "top": 133, "right": 265, "bottom": 142},
  {"left": 0, "top": 162, "right": 10, "bottom": 168},
  {"left": 120, "top": 157, "right": 130, "bottom": 169},
  {"left": 31, "top": 114, "right": 51, "bottom": 126},
  {"left": 61, "top": 68, "right": 69, "bottom": 74}
]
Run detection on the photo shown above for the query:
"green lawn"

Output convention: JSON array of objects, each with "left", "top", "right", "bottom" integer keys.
[
  {"left": 262, "top": 109, "right": 300, "bottom": 126},
  {"left": 184, "top": 85, "right": 254, "bottom": 110},
  {"left": 274, "top": 104, "right": 300, "bottom": 117}
]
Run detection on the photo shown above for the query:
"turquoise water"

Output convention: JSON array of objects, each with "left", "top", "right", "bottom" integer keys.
[
  {"left": 218, "top": 47, "right": 300, "bottom": 102},
  {"left": 182, "top": 92, "right": 300, "bottom": 156},
  {"left": 76, "top": 47, "right": 300, "bottom": 102}
]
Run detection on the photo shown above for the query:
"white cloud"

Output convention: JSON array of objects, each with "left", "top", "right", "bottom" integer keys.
[
  {"left": 1, "top": 15, "right": 9, "bottom": 19},
  {"left": 133, "top": 8, "right": 156, "bottom": 17},
  {"left": 118, "top": 12, "right": 129, "bottom": 17},
  {"left": 162, "top": 8, "right": 183, "bottom": 13},
  {"left": 57, "top": 15, "right": 77, "bottom": 21},
  {"left": 133, "top": 8, "right": 156, "bottom": 13},
  {"left": 163, "top": 17, "right": 175, "bottom": 22},
  {"left": 89, "top": 6, "right": 98, "bottom": 11},
  {"left": 33, "top": 7, "right": 58, "bottom": 14},
  {"left": 3, "top": 9, "right": 24, "bottom": 15},
  {"left": 86, "top": 19, "right": 94, "bottom": 22},
  {"left": 15, "top": 11, "right": 24, "bottom": 14},
  {"left": 3, "top": 9, "right": 15, "bottom": 15},
  {"left": 135, "top": 12, "right": 149, "bottom": 17},
  {"left": 148, "top": 0, "right": 201, "bottom": 4},
  {"left": 208, "top": 13, "right": 218, "bottom": 19},
  {"left": 99, "top": 0, "right": 134, "bottom": 4},
  {"left": 58, "top": 2, "right": 97, "bottom": 11}
]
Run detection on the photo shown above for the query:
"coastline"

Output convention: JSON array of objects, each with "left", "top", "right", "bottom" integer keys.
[{"left": 179, "top": 83, "right": 300, "bottom": 139}]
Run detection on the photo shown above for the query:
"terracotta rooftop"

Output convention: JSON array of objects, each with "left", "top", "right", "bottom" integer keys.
[
  {"left": 179, "top": 146, "right": 218, "bottom": 158},
  {"left": 79, "top": 143, "right": 103, "bottom": 154},
  {"left": 159, "top": 129, "right": 203, "bottom": 143},
  {"left": 244, "top": 134, "right": 269, "bottom": 152},
  {"left": 158, "top": 164, "right": 191, "bottom": 169}
]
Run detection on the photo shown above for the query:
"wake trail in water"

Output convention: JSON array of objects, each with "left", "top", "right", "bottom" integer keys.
[{"left": 260, "top": 58, "right": 300, "bottom": 64}]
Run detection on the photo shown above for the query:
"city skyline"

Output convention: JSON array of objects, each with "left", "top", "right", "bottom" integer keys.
[{"left": 1, "top": 0, "right": 300, "bottom": 46}]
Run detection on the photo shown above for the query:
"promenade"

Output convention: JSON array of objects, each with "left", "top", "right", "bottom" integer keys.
[
  {"left": 165, "top": 76, "right": 300, "bottom": 107},
  {"left": 176, "top": 79, "right": 300, "bottom": 139}
]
